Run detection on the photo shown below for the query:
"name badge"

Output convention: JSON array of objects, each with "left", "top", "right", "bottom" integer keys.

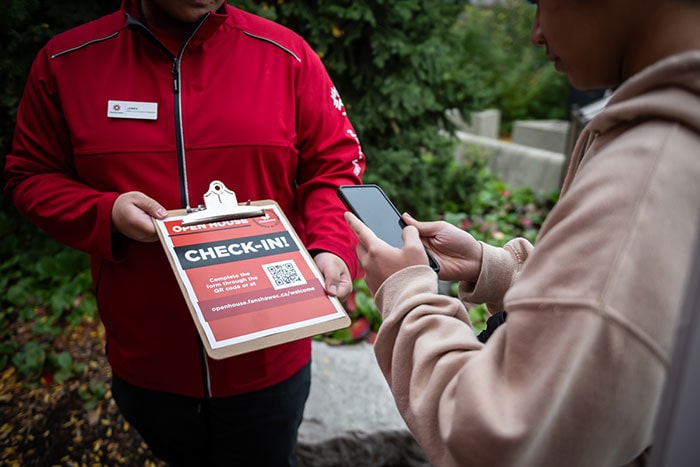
[{"left": 107, "top": 100, "right": 158, "bottom": 120}]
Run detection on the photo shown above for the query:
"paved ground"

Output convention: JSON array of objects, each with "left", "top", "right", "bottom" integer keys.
[{"left": 297, "top": 341, "right": 430, "bottom": 467}]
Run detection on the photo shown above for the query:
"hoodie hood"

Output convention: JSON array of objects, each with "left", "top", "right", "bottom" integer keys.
[
  {"left": 561, "top": 50, "right": 700, "bottom": 194},
  {"left": 589, "top": 50, "right": 700, "bottom": 136}
]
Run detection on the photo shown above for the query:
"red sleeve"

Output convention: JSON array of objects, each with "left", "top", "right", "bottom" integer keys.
[
  {"left": 294, "top": 41, "right": 365, "bottom": 278},
  {"left": 4, "top": 45, "right": 119, "bottom": 260}
]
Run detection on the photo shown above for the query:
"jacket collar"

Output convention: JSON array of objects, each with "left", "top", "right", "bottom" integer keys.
[{"left": 121, "top": 0, "right": 229, "bottom": 46}]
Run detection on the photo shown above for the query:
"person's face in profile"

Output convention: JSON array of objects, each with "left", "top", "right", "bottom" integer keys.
[{"left": 528, "top": 0, "right": 635, "bottom": 90}]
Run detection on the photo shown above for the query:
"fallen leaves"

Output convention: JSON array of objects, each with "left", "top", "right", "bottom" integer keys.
[{"left": 0, "top": 318, "right": 165, "bottom": 466}]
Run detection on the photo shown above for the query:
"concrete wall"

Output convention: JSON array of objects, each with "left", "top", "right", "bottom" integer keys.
[
  {"left": 511, "top": 119, "right": 570, "bottom": 154},
  {"left": 445, "top": 108, "right": 501, "bottom": 140},
  {"left": 455, "top": 131, "right": 565, "bottom": 193}
]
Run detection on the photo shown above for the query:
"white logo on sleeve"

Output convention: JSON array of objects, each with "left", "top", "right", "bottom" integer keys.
[
  {"left": 330, "top": 86, "right": 346, "bottom": 116},
  {"left": 346, "top": 129, "right": 364, "bottom": 176}
]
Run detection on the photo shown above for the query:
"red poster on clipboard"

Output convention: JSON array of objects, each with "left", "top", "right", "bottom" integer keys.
[{"left": 153, "top": 181, "right": 350, "bottom": 359}]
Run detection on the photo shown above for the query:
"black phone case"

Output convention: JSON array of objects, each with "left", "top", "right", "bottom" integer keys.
[{"left": 337, "top": 184, "right": 440, "bottom": 273}]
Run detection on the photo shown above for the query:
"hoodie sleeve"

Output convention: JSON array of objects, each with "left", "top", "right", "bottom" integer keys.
[{"left": 459, "top": 238, "right": 533, "bottom": 313}]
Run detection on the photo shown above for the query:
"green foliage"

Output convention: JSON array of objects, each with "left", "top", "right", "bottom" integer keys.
[
  {"left": 11, "top": 340, "right": 46, "bottom": 381},
  {"left": 359, "top": 128, "right": 470, "bottom": 220},
  {"left": 11, "top": 340, "right": 85, "bottom": 384},
  {"left": 236, "top": 0, "right": 468, "bottom": 220},
  {"left": 452, "top": 1, "right": 569, "bottom": 134},
  {"left": 78, "top": 378, "right": 108, "bottom": 410},
  {"left": 468, "top": 304, "right": 489, "bottom": 333},
  {"left": 49, "top": 350, "right": 86, "bottom": 383},
  {"left": 1, "top": 198, "right": 96, "bottom": 383},
  {"left": 350, "top": 278, "right": 383, "bottom": 332},
  {"left": 440, "top": 148, "right": 559, "bottom": 247},
  {"left": 314, "top": 277, "right": 381, "bottom": 344}
]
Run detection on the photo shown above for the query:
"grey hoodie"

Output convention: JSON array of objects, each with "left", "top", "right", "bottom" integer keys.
[{"left": 372, "top": 50, "right": 700, "bottom": 466}]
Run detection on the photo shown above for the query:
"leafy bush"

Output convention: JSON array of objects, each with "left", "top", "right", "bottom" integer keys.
[
  {"left": 237, "top": 0, "right": 483, "bottom": 220},
  {"left": 0, "top": 198, "right": 96, "bottom": 381},
  {"left": 441, "top": 153, "right": 559, "bottom": 246},
  {"left": 452, "top": 1, "right": 569, "bottom": 134}
]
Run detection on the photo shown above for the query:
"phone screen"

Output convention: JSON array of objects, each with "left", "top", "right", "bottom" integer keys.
[
  {"left": 338, "top": 184, "right": 405, "bottom": 249},
  {"left": 337, "top": 184, "right": 440, "bottom": 272}
]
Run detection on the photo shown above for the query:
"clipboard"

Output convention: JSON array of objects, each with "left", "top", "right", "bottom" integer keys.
[{"left": 153, "top": 181, "right": 351, "bottom": 359}]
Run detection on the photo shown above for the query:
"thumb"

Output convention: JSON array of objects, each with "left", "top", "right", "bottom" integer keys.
[
  {"left": 132, "top": 192, "right": 168, "bottom": 219},
  {"left": 403, "top": 212, "right": 440, "bottom": 237},
  {"left": 402, "top": 212, "right": 428, "bottom": 233},
  {"left": 401, "top": 225, "right": 423, "bottom": 249}
]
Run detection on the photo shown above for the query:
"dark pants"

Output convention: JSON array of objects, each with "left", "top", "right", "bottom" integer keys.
[{"left": 111, "top": 361, "right": 311, "bottom": 467}]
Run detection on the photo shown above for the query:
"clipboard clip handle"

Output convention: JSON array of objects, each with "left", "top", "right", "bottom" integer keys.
[{"left": 181, "top": 180, "right": 265, "bottom": 226}]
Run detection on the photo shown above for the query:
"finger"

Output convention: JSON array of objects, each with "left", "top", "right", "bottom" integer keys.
[
  {"left": 402, "top": 212, "right": 435, "bottom": 235},
  {"left": 132, "top": 192, "right": 168, "bottom": 219},
  {"left": 335, "top": 281, "right": 353, "bottom": 299},
  {"left": 325, "top": 274, "right": 353, "bottom": 299},
  {"left": 344, "top": 211, "right": 357, "bottom": 232},
  {"left": 401, "top": 224, "right": 422, "bottom": 247},
  {"left": 344, "top": 211, "right": 362, "bottom": 233},
  {"left": 345, "top": 211, "right": 379, "bottom": 244},
  {"left": 325, "top": 278, "right": 339, "bottom": 296},
  {"left": 403, "top": 214, "right": 444, "bottom": 238},
  {"left": 354, "top": 237, "right": 367, "bottom": 259},
  {"left": 402, "top": 225, "right": 430, "bottom": 258},
  {"left": 314, "top": 252, "right": 348, "bottom": 297},
  {"left": 401, "top": 212, "right": 419, "bottom": 226}
]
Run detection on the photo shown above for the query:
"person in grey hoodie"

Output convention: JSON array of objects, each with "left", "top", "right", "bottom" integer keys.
[{"left": 345, "top": 0, "right": 700, "bottom": 465}]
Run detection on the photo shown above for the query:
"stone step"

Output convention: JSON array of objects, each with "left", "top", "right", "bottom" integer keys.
[{"left": 297, "top": 341, "right": 430, "bottom": 467}]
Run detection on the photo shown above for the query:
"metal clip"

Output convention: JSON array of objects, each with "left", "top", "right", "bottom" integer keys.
[{"left": 181, "top": 180, "right": 264, "bottom": 226}]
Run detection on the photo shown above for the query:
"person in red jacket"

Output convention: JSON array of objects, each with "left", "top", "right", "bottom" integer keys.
[{"left": 4, "top": 0, "right": 365, "bottom": 465}]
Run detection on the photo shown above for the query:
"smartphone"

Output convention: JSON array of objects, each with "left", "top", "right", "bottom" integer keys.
[{"left": 337, "top": 184, "right": 440, "bottom": 272}]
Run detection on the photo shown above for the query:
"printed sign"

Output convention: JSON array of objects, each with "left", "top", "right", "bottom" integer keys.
[{"left": 154, "top": 202, "right": 349, "bottom": 358}]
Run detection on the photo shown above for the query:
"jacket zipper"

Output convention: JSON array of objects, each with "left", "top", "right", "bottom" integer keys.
[
  {"left": 171, "top": 57, "right": 189, "bottom": 210},
  {"left": 173, "top": 17, "right": 207, "bottom": 212},
  {"left": 128, "top": 11, "right": 214, "bottom": 397},
  {"left": 172, "top": 16, "right": 214, "bottom": 397}
]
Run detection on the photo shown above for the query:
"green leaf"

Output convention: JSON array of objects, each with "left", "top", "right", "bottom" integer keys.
[
  {"left": 12, "top": 340, "right": 47, "bottom": 379},
  {"left": 55, "top": 351, "right": 73, "bottom": 369}
]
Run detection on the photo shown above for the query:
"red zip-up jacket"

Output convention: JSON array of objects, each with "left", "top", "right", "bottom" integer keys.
[{"left": 4, "top": 0, "right": 365, "bottom": 397}]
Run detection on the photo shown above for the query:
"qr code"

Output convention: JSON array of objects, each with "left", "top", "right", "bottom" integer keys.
[{"left": 263, "top": 260, "right": 307, "bottom": 290}]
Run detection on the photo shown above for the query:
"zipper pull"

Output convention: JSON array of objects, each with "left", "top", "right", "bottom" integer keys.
[{"left": 172, "top": 58, "right": 179, "bottom": 93}]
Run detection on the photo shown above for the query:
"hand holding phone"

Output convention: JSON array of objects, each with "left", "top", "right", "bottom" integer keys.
[{"left": 337, "top": 184, "right": 440, "bottom": 272}]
